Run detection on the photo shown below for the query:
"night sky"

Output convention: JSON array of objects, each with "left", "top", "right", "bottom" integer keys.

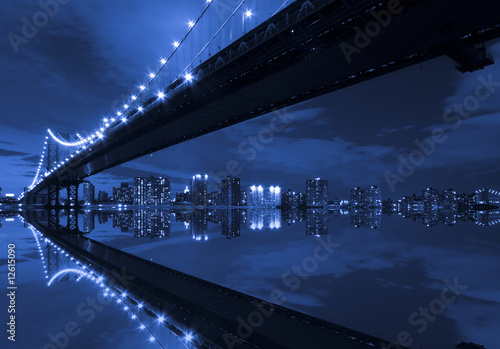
[{"left": 1, "top": 0, "right": 499, "bottom": 199}]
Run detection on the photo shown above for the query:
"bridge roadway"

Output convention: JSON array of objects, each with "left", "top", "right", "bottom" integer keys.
[
  {"left": 29, "top": 218, "right": 405, "bottom": 349},
  {"left": 31, "top": 0, "right": 500, "bottom": 195}
]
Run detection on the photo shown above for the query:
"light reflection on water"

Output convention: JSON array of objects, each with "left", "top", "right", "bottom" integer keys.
[
  {"left": 0, "top": 214, "right": 195, "bottom": 349},
  {"left": 81, "top": 208, "right": 500, "bottom": 349},
  {"left": 1, "top": 207, "right": 499, "bottom": 349}
]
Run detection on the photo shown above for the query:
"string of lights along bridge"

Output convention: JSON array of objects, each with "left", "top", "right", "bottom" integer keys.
[
  {"left": 22, "top": 217, "right": 196, "bottom": 348},
  {"left": 19, "top": 0, "right": 295, "bottom": 201}
]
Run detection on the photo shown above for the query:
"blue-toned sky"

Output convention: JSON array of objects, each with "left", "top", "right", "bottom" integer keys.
[{"left": 1, "top": 0, "right": 499, "bottom": 199}]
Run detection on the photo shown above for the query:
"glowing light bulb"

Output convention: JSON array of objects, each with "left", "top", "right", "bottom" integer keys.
[
  {"left": 160, "top": 58, "right": 166, "bottom": 64},
  {"left": 149, "top": 72, "right": 155, "bottom": 78},
  {"left": 188, "top": 21, "right": 195, "bottom": 28},
  {"left": 173, "top": 41, "right": 180, "bottom": 48},
  {"left": 139, "top": 85, "right": 146, "bottom": 91},
  {"left": 158, "top": 92, "right": 165, "bottom": 99}
]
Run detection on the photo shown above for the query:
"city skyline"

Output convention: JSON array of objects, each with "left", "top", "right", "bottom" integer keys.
[
  {"left": 1, "top": 1, "right": 500, "bottom": 198},
  {"left": 1, "top": 1, "right": 500, "bottom": 348},
  {"left": 71, "top": 173, "right": 499, "bottom": 209}
]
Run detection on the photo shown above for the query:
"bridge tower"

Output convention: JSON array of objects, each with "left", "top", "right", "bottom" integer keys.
[{"left": 46, "top": 134, "right": 61, "bottom": 207}]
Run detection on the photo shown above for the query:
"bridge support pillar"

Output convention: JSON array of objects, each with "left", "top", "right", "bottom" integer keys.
[
  {"left": 66, "top": 182, "right": 79, "bottom": 208},
  {"left": 48, "top": 184, "right": 60, "bottom": 208}
]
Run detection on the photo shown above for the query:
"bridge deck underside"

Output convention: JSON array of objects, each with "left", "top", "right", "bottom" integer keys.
[{"left": 34, "top": 0, "right": 500, "bottom": 190}]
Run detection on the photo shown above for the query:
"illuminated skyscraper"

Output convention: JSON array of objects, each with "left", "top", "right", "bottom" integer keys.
[
  {"left": 423, "top": 187, "right": 439, "bottom": 211},
  {"left": 306, "top": 178, "right": 329, "bottom": 207},
  {"left": 248, "top": 185, "right": 280, "bottom": 207},
  {"left": 221, "top": 176, "right": 241, "bottom": 206},
  {"left": 248, "top": 185, "right": 265, "bottom": 207},
  {"left": 267, "top": 186, "right": 281, "bottom": 207},
  {"left": 190, "top": 174, "right": 208, "bottom": 205},
  {"left": 366, "top": 186, "right": 382, "bottom": 208},
  {"left": 113, "top": 182, "right": 133, "bottom": 204},
  {"left": 134, "top": 177, "right": 170, "bottom": 206},
  {"left": 282, "top": 189, "right": 299, "bottom": 209},
  {"left": 82, "top": 182, "right": 95, "bottom": 204},
  {"left": 350, "top": 187, "right": 365, "bottom": 208}
]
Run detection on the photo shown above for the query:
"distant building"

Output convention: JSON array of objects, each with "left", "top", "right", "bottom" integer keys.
[
  {"left": 207, "top": 191, "right": 222, "bottom": 206},
  {"left": 248, "top": 185, "right": 281, "bottom": 207},
  {"left": 248, "top": 185, "right": 265, "bottom": 207},
  {"left": 306, "top": 178, "right": 329, "bottom": 207},
  {"left": 267, "top": 186, "right": 281, "bottom": 207},
  {"left": 423, "top": 188, "right": 439, "bottom": 212},
  {"left": 134, "top": 177, "right": 170, "bottom": 206},
  {"left": 350, "top": 187, "right": 366, "bottom": 209},
  {"left": 282, "top": 189, "right": 299, "bottom": 209},
  {"left": 97, "top": 190, "right": 110, "bottom": 203},
  {"left": 113, "top": 182, "right": 133, "bottom": 204},
  {"left": 299, "top": 193, "right": 307, "bottom": 207},
  {"left": 441, "top": 188, "right": 457, "bottom": 209},
  {"left": 82, "top": 182, "right": 95, "bottom": 204},
  {"left": 402, "top": 194, "right": 424, "bottom": 213},
  {"left": 221, "top": 176, "right": 241, "bottom": 206},
  {"left": 366, "top": 186, "right": 382, "bottom": 208},
  {"left": 351, "top": 186, "right": 381, "bottom": 209},
  {"left": 240, "top": 191, "right": 247, "bottom": 206},
  {"left": 190, "top": 175, "right": 208, "bottom": 205}
]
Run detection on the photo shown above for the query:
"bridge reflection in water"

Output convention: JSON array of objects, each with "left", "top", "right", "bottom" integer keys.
[
  {"left": 23, "top": 208, "right": 411, "bottom": 349},
  {"left": 18, "top": 203, "right": 499, "bottom": 349}
]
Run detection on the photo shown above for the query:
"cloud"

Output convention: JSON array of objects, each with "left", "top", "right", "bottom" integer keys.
[
  {"left": 20, "top": 155, "right": 40, "bottom": 163},
  {"left": 0, "top": 140, "right": 15, "bottom": 146},
  {"left": 0, "top": 148, "right": 29, "bottom": 157}
]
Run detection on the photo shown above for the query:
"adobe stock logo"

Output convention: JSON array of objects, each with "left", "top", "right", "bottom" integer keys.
[{"left": 7, "top": 0, "right": 70, "bottom": 54}]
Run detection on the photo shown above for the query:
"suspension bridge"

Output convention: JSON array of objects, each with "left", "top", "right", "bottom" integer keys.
[{"left": 18, "top": 0, "right": 500, "bottom": 207}]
